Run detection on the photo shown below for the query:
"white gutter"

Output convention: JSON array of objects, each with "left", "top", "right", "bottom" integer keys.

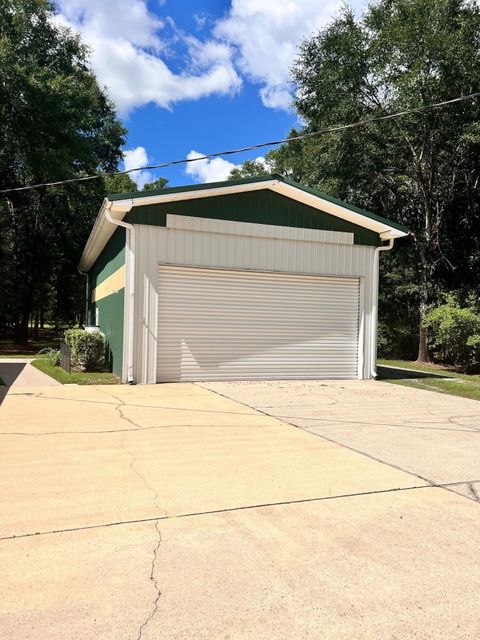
[
  {"left": 105, "top": 205, "right": 135, "bottom": 384},
  {"left": 370, "top": 238, "right": 395, "bottom": 379}
]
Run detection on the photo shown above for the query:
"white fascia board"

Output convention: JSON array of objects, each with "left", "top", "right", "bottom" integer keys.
[
  {"left": 78, "top": 199, "right": 134, "bottom": 272},
  {"left": 112, "top": 180, "right": 279, "bottom": 210},
  {"left": 271, "top": 182, "right": 408, "bottom": 240},
  {"left": 380, "top": 228, "right": 408, "bottom": 240},
  {"left": 78, "top": 199, "right": 109, "bottom": 272}
]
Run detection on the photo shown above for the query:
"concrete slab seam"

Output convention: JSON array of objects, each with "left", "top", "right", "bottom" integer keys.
[{"left": 1, "top": 480, "right": 477, "bottom": 544}]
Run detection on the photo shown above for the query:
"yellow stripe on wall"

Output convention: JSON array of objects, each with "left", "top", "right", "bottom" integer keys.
[{"left": 92, "top": 265, "right": 125, "bottom": 303}]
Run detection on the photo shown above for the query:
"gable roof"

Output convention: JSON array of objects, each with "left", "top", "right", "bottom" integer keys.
[{"left": 79, "top": 174, "right": 409, "bottom": 272}]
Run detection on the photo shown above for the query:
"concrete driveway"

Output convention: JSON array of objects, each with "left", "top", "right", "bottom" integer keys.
[
  {"left": 204, "top": 379, "right": 480, "bottom": 501},
  {"left": 1, "top": 381, "right": 479, "bottom": 639},
  {"left": 0, "top": 358, "right": 60, "bottom": 386}
]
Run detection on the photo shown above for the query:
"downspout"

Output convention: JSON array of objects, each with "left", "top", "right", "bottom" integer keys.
[
  {"left": 370, "top": 238, "right": 394, "bottom": 379},
  {"left": 77, "top": 267, "right": 89, "bottom": 327},
  {"left": 105, "top": 205, "right": 135, "bottom": 384}
]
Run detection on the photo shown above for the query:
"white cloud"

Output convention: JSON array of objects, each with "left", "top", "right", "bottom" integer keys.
[
  {"left": 54, "top": 0, "right": 366, "bottom": 115},
  {"left": 184, "top": 152, "right": 275, "bottom": 184},
  {"left": 254, "top": 155, "right": 274, "bottom": 171},
  {"left": 54, "top": 0, "right": 242, "bottom": 115},
  {"left": 185, "top": 151, "right": 237, "bottom": 183},
  {"left": 213, "top": 0, "right": 346, "bottom": 110},
  {"left": 123, "top": 146, "right": 152, "bottom": 188}
]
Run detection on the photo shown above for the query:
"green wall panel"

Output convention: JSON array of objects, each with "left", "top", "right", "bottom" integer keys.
[
  {"left": 95, "top": 290, "right": 124, "bottom": 376},
  {"left": 124, "top": 189, "right": 381, "bottom": 246},
  {"left": 87, "top": 227, "right": 125, "bottom": 375}
]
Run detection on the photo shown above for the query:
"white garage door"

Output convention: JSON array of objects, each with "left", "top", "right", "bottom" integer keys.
[{"left": 156, "top": 265, "right": 360, "bottom": 382}]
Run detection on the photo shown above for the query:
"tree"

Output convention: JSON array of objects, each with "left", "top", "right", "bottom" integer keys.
[
  {"left": 104, "top": 173, "right": 137, "bottom": 195},
  {"left": 143, "top": 176, "right": 169, "bottom": 191},
  {"left": 283, "top": 0, "right": 480, "bottom": 361},
  {"left": 228, "top": 159, "right": 271, "bottom": 180},
  {"left": 0, "top": 0, "right": 127, "bottom": 341}
]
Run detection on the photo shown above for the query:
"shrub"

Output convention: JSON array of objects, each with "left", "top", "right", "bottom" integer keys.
[
  {"left": 64, "top": 329, "right": 104, "bottom": 371},
  {"left": 424, "top": 295, "right": 480, "bottom": 370},
  {"left": 38, "top": 347, "right": 60, "bottom": 366}
]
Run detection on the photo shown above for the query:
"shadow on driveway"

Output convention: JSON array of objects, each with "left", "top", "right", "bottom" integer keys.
[
  {"left": 377, "top": 364, "right": 450, "bottom": 380},
  {"left": 0, "top": 362, "right": 27, "bottom": 385},
  {"left": 0, "top": 362, "right": 27, "bottom": 406}
]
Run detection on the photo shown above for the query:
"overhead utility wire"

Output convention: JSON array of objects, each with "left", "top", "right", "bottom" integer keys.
[{"left": 1, "top": 91, "right": 479, "bottom": 196}]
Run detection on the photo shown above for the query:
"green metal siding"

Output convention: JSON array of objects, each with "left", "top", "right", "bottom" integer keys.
[
  {"left": 87, "top": 227, "right": 125, "bottom": 375},
  {"left": 109, "top": 172, "right": 409, "bottom": 235},
  {"left": 124, "top": 189, "right": 381, "bottom": 246},
  {"left": 95, "top": 289, "right": 125, "bottom": 375},
  {"left": 125, "top": 205, "right": 167, "bottom": 226}
]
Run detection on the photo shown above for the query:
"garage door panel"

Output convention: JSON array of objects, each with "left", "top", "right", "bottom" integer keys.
[{"left": 157, "top": 266, "right": 359, "bottom": 382}]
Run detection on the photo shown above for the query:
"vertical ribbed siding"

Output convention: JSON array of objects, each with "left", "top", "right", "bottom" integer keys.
[
  {"left": 133, "top": 222, "right": 377, "bottom": 383},
  {"left": 156, "top": 266, "right": 360, "bottom": 382},
  {"left": 87, "top": 227, "right": 125, "bottom": 375}
]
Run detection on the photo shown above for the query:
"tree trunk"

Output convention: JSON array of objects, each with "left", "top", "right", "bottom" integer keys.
[
  {"left": 15, "top": 312, "right": 30, "bottom": 345},
  {"left": 417, "top": 245, "right": 430, "bottom": 362},
  {"left": 33, "top": 310, "right": 39, "bottom": 340},
  {"left": 417, "top": 324, "right": 429, "bottom": 362}
]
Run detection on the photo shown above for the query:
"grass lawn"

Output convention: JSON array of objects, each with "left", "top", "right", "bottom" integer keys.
[
  {"left": 378, "top": 358, "right": 480, "bottom": 401},
  {"left": 31, "top": 359, "right": 120, "bottom": 385}
]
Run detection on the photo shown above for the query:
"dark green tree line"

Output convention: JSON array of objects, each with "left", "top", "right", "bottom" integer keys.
[
  {"left": 0, "top": 1, "right": 169, "bottom": 343},
  {"left": 0, "top": 0, "right": 127, "bottom": 341}
]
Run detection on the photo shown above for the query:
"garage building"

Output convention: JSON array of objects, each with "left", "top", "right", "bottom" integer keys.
[{"left": 78, "top": 174, "right": 408, "bottom": 383}]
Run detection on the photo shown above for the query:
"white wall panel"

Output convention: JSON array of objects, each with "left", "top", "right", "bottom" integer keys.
[
  {"left": 133, "top": 221, "right": 376, "bottom": 383},
  {"left": 167, "top": 214, "right": 354, "bottom": 245}
]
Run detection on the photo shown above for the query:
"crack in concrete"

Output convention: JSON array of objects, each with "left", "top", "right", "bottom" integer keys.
[
  {"left": 97, "top": 389, "right": 145, "bottom": 431},
  {"left": 0, "top": 423, "right": 278, "bottom": 436},
  {"left": 447, "top": 415, "right": 480, "bottom": 432},
  {"left": 117, "top": 405, "right": 144, "bottom": 430},
  {"left": 116, "top": 431, "right": 164, "bottom": 639},
  {"left": 467, "top": 482, "right": 480, "bottom": 502},
  {"left": 275, "top": 414, "right": 480, "bottom": 434},
  {"left": 135, "top": 520, "right": 162, "bottom": 640},
  {"left": 7, "top": 391, "right": 257, "bottom": 416}
]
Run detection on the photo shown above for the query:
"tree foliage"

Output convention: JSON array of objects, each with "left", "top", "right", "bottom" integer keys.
[
  {"left": 143, "top": 176, "right": 169, "bottom": 191},
  {"left": 0, "top": 0, "right": 127, "bottom": 341},
  {"left": 424, "top": 294, "right": 480, "bottom": 370},
  {"left": 229, "top": 159, "right": 271, "bottom": 180},
  {"left": 104, "top": 174, "right": 137, "bottom": 195}
]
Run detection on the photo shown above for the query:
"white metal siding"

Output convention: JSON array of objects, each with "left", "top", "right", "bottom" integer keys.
[
  {"left": 166, "top": 214, "right": 354, "bottom": 245},
  {"left": 133, "top": 221, "right": 376, "bottom": 383},
  {"left": 156, "top": 265, "right": 360, "bottom": 382}
]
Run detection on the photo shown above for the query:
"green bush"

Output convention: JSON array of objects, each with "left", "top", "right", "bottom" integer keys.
[
  {"left": 64, "top": 329, "right": 105, "bottom": 371},
  {"left": 38, "top": 347, "right": 60, "bottom": 366},
  {"left": 424, "top": 295, "right": 480, "bottom": 370}
]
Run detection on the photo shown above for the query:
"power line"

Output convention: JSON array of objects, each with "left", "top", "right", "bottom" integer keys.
[{"left": 1, "top": 91, "right": 479, "bottom": 196}]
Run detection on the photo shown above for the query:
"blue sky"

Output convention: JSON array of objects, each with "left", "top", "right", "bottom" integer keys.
[{"left": 55, "top": 0, "right": 364, "bottom": 188}]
